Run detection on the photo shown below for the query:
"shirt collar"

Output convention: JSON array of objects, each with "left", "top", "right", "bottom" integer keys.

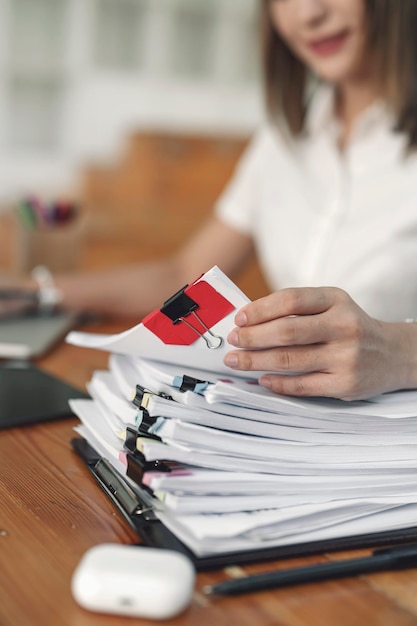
[
  {"left": 305, "top": 83, "right": 335, "bottom": 136},
  {"left": 305, "top": 83, "right": 395, "bottom": 141}
]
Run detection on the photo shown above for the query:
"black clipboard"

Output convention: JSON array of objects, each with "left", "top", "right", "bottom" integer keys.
[
  {"left": 72, "top": 436, "right": 417, "bottom": 572},
  {"left": 0, "top": 362, "right": 88, "bottom": 429}
]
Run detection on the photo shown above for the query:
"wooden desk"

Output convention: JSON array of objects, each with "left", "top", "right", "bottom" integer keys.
[
  {"left": 2, "top": 323, "right": 417, "bottom": 626},
  {"left": 1, "top": 234, "right": 417, "bottom": 625}
]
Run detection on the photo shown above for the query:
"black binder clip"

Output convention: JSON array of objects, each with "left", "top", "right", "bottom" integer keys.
[
  {"left": 161, "top": 286, "right": 223, "bottom": 350},
  {"left": 123, "top": 416, "right": 161, "bottom": 454},
  {"left": 138, "top": 414, "right": 162, "bottom": 441},
  {"left": 125, "top": 448, "right": 173, "bottom": 486},
  {"left": 125, "top": 426, "right": 138, "bottom": 452},
  {"left": 131, "top": 384, "right": 172, "bottom": 411},
  {"left": 173, "top": 374, "right": 210, "bottom": 394}
]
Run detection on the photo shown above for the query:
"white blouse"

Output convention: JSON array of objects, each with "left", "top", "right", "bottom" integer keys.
[{"left": 215, "top": 86, "right": 417, "bottom": 322}]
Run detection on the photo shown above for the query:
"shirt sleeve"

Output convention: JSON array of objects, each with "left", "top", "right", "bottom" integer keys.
[{"left": 214, "top": 126, "right": 271, "bottom": 235}]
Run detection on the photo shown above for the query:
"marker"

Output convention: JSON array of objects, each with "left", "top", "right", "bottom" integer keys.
[
  {"left": 203, "top": 543, "right": 417, "bottom": 596},
  {"left": 16, "top": 200, "right": 37, "bottom": 229}
]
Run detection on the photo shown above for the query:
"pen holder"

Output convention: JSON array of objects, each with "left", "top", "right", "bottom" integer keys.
[{"left": 13, "top": 216, "right": 85, "bottom": 274}]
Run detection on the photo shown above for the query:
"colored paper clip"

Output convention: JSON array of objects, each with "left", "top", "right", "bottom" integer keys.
[{"left": 142, "top": 279, "right": 235, "bottom": 349}]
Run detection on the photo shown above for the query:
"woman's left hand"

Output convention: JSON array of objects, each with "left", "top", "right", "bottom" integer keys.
[{"left": 224, "top": 287, "right": 414, "bottom": 401}]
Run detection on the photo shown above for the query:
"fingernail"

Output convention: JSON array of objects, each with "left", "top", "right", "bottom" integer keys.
[
  {"left": 235, "top": 311, "right": 247, "bottom": 326},
  {"left": 259, "top": 376, "right": 271, "bottom": 389},
  {"left": 227, "top": 330, "right": 239, "bottom": 346},
  {"left": 224, "top": 353, "right": 238, "bottom": 368}
]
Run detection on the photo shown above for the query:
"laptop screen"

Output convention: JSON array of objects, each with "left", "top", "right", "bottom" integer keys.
[{"left": 0, "top": 310, "right": 78, "bottom": 359}]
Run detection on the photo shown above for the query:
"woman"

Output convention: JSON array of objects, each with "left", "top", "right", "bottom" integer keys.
[
  {"left": 221, "top": 0, "right": 417, "bottom": 400},
  {"left": 5, "top": 0, "right": 417, "bottom": 400}
]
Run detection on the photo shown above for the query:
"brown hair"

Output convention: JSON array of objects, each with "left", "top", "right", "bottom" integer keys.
[{"left": 261, "top": 0, "right": 417, "bottom": 149}]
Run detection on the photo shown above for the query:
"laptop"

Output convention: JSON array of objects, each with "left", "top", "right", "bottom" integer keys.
[{"left": 0, "top": 309, "right": 79, "bottom": 359}]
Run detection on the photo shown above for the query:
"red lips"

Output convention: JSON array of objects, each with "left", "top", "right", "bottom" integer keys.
[{"left": 309, "top": 30, "right": 349, "bottom": 56}]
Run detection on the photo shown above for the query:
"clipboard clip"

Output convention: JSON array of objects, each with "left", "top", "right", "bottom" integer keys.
[
  {"left": 161, "top": 286, "right": 223, "bottom": 350},
  {"left": 94, "top": 458, "right": 158, "bottom": 522}
]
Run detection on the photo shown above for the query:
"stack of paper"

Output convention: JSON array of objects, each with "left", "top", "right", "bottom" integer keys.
[{"left": 67, "top": 266, "right": 417, "bottom": 558}]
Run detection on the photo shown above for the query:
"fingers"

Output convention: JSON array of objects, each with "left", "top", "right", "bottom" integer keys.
[
  {"left": 222, "top": 286, "right": 379, "bottom": 400},
  {"left": 234, "top": 287, "right": 349, "bottom": 327},
  {"left": 224, "top": 344, "right": 330, "bottom": 374},
  {"left": 258, "top": 372, "right": 357, "bottom": 401},
  {"left": 228, "top": 287, "right": 360, "bottom": 350},
  {"left": 227, "top": 310, "right": 333, "bottom": 349}
]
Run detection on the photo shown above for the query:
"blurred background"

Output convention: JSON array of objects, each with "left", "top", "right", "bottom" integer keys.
[{"left": 0, "top": 0, "right": 268, "bottom": 297}]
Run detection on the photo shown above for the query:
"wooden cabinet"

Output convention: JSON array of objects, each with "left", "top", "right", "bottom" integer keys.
[{"left": 82, "top": 130, "right": 269, "bottom": 299}]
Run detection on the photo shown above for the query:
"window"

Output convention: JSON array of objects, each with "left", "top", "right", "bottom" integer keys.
[
  {"left": 93, "top": 0, "right": 147, "bottom": 71},
  {"left": 7, "top": 77, "right": 64, "bottom": 151},
  {"left": 170, "top": 6, "right": 217, "bottom": 79}
]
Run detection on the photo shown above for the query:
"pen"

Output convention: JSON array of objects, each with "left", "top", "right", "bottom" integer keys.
[{"left": 203, "top": 543, "right": 417, "bottom": 596}]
